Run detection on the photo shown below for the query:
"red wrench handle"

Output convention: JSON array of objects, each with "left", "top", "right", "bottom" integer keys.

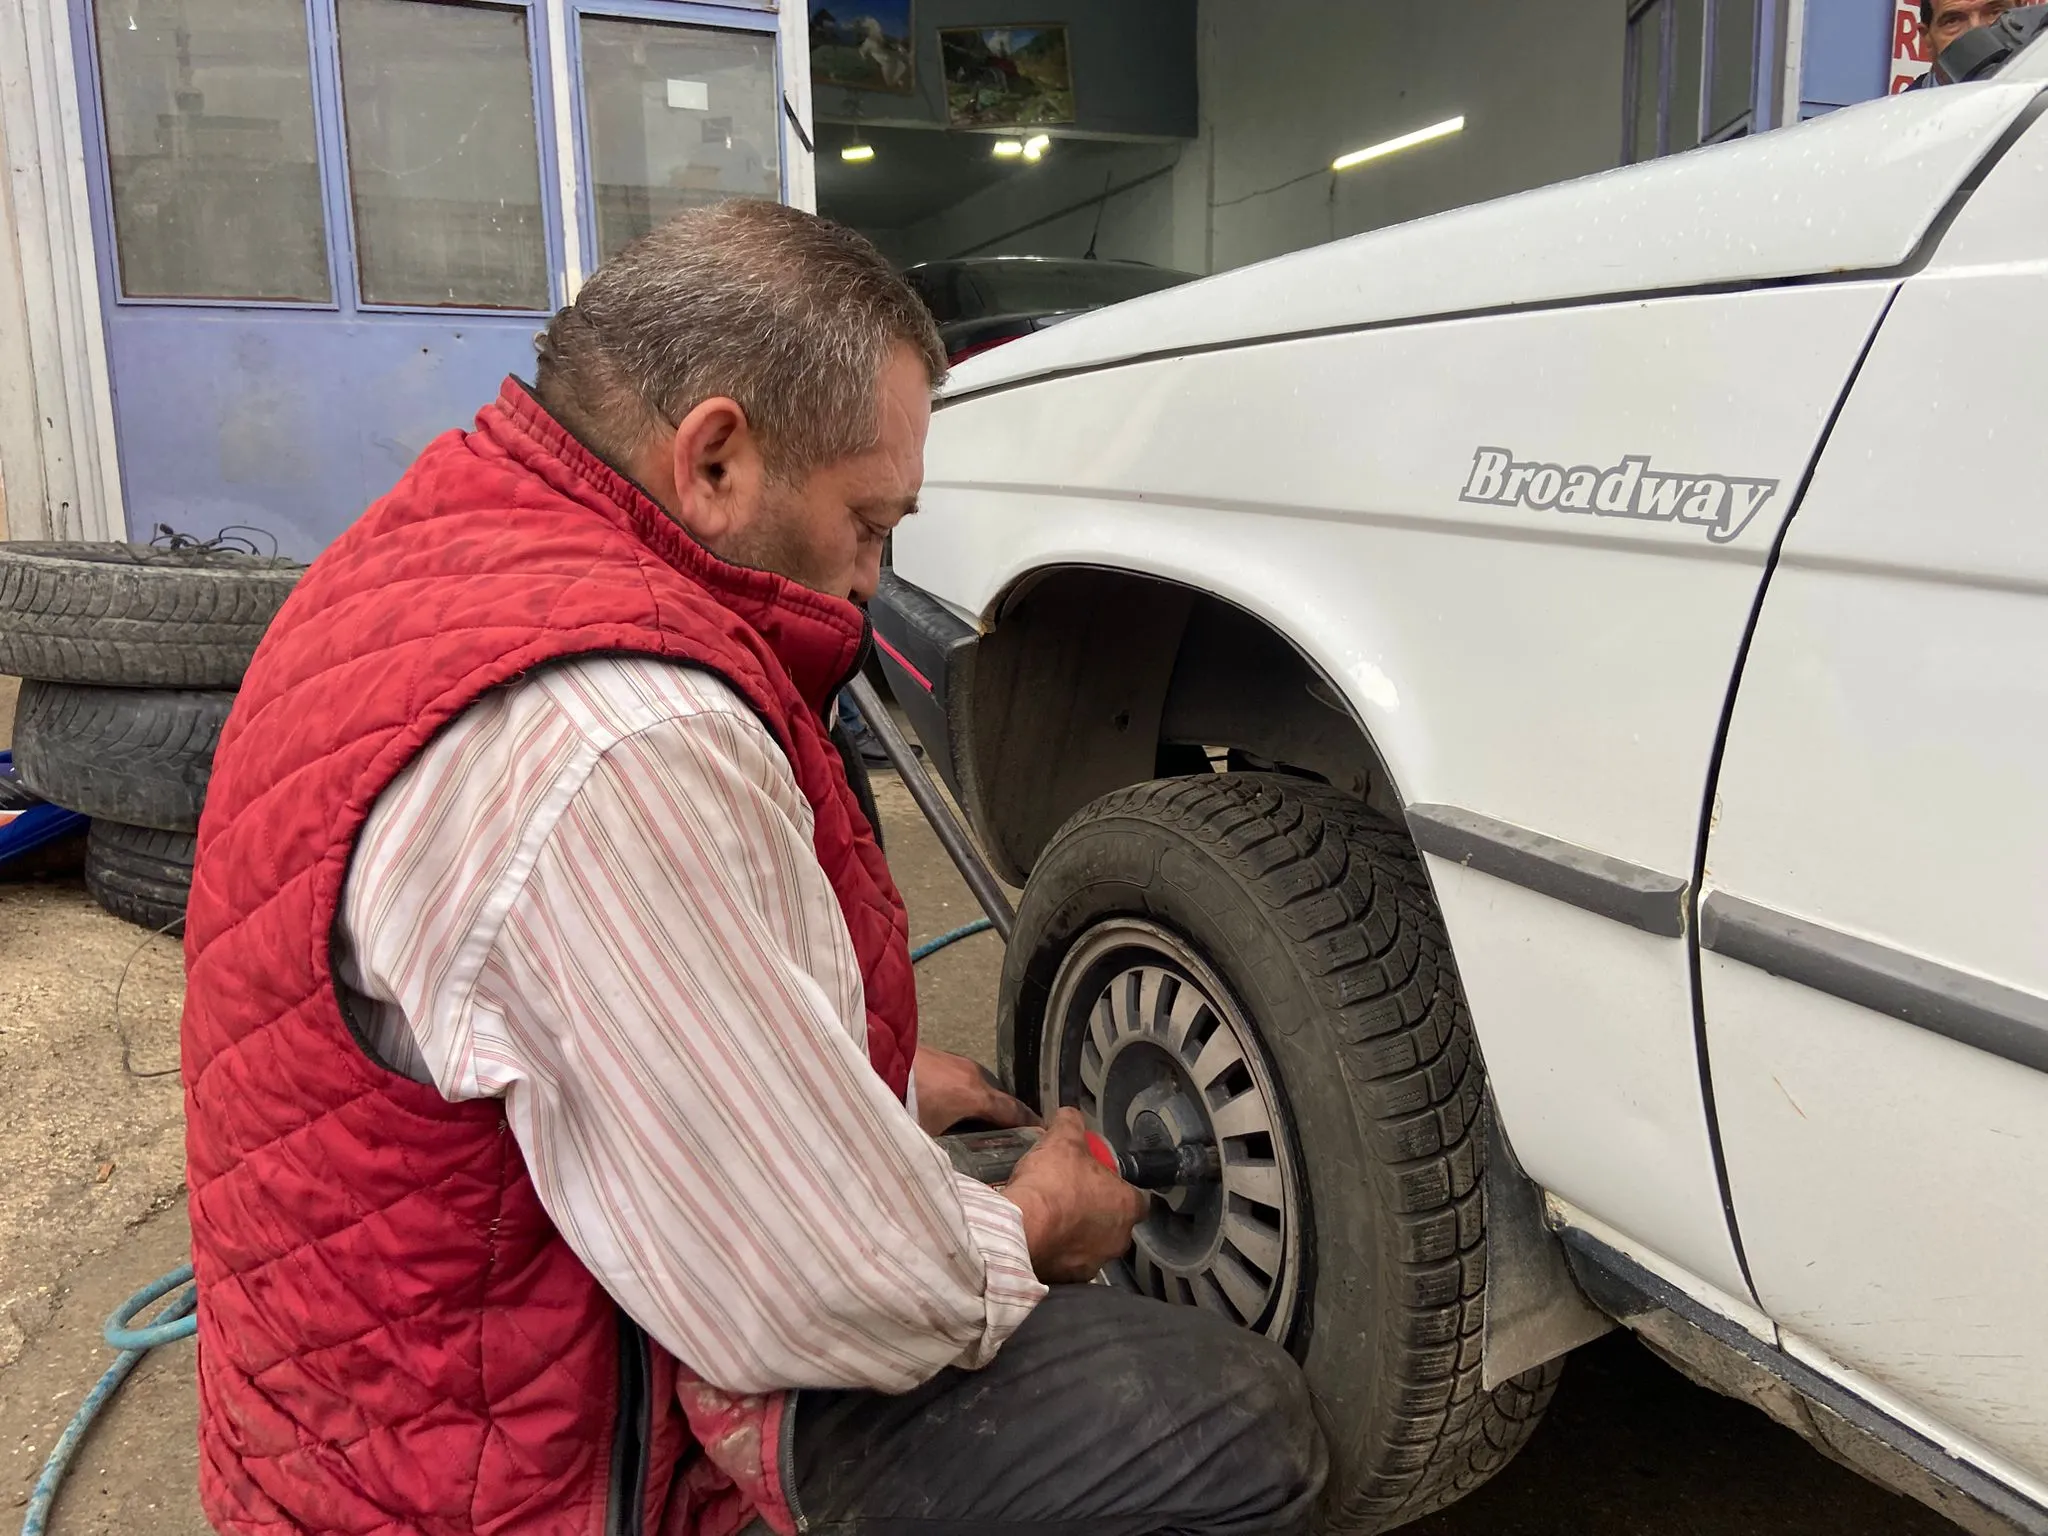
[{"left": 1084, "top": 1131, "right": 1120, "bottom": 1172}]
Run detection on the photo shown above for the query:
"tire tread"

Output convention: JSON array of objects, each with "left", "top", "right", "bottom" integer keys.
[
  {"left": 12, "top": 680, "right": 232, "bottom": 830},
  {"left": 0, "top": 542, "right": 299, "bottom": 688},
  {"left": 85, "top": 820, "right": 194, "bottom": 932},
  {"left": 1042, "top": 774, "right": 1560, "bottom": 1529}
]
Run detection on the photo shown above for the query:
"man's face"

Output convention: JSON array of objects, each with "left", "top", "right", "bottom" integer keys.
[
  {"left": 722, "top": 344, "right": 932, "bottom": 603},
  {"left": 656, "top": 341, "right": 931, "bottom": 605},
  {"left": 1926, "top": 0, "right": 2013, "bottom": 61}
]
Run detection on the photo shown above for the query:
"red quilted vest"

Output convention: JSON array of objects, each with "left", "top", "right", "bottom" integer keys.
[{"left": 182, "top": 379, "right": 919, "bottom": 1536}]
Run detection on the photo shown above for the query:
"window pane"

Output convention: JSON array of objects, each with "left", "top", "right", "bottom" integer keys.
[
  {"left": 1709, "top": 0, "right": 1758, "bottom": 137},
  {"left": 580, "top": 18, "right": 780, "bottom": 265},
  {"left": 93, "top": 0, "right": 329, "bottom": 301},
  {"left": 1627, "top": 3, "right": 1663, "bottom": 163},
  {"left": 1671, "top": 0, "right": 1706, "bottom": 153},
  {"left": 338, "top": 0, "right": 550, "bottom": 310}
]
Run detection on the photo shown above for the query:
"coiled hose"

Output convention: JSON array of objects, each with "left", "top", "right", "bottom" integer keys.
[
  {"left": 22, "top": 918, "right": 996, "bottom": 1535},
  {"left": 21, "top": 1267, "right": 198, "bottom": 1536}
]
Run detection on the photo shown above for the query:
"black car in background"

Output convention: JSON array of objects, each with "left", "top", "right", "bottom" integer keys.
[{"left": 902, "top": 256, "right": 1198, "bottom": 366}]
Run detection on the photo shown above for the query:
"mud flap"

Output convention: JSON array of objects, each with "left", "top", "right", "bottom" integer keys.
[{"left": 1480, "top": 1104, "right": 1613, "bottom": 1388}]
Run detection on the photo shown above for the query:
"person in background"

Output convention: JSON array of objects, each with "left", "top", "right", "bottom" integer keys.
[
  {"left": 836, "top": 682, "right": 892, "bottom": 765},
  {"left": 1912, "top": 0, "right": 2019, "bottom": 83}
]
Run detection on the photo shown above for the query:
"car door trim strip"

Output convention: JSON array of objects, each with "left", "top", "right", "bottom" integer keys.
[
  {"left": 1699, "top": 892, "right": 2048, "bottom": 1075},
  {"left": 1404, "top": 803, "right": 1689, "bottom": 938}
]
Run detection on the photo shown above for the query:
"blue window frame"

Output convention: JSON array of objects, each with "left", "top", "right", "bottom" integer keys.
[
  {"left": 70, "top": 0, "right": 790, "bottom": 561},
  {"left": 1625, "top": 0, "right": 1784, "bottom": 162},
  {"left": 328, "top": 0, "right": 567, "bottom": 316},
  {"left": 562, "top": 0, "right": 783, "bottom": 274},
  {"left": 81, "top": 0, "right": 573, "bottom": 317}
]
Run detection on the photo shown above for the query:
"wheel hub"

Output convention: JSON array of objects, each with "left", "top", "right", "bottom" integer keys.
[{"left": 1040, "top": 919, "right": 1301, "bottom": 1340}]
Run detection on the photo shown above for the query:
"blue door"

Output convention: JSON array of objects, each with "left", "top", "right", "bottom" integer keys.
[{"left": 75, "top": 0, "right": 785, "bottom": 559}]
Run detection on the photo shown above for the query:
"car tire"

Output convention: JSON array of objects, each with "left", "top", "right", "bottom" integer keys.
[
  {"left": 0, "top": 541, "right": 300, "bottom": 688},
  {"left": 999, "top": 773, "right": 1561, "bottom": 1531},
  {"left": 12, "top": 680, "right": 233, "bottom": 831},
  {"left": 85, "top": 820, "right": 195, "bottom": 932}
]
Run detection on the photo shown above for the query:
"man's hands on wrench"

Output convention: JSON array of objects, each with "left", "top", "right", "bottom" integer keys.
[{"left": 1001, "top": 1108, "right": 1149, "bottom": 1283}]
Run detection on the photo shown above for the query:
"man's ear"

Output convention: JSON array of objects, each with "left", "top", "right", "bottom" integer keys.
[{"left": 669, "top": 396, "right": 758, "bottom": 542}]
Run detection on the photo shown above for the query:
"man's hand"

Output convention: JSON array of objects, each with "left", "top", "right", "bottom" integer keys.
[
  {"left": 1001, "top": 1109, "right": 1149, "bottom": 1284},
  {"left": 913, "top": 1046, "right": 1039, "bottom": 1137}
]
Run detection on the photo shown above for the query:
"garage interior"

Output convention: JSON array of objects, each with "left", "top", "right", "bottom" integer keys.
[{"left": 811, "top": 1, "right": 1632, "bottom": 278}]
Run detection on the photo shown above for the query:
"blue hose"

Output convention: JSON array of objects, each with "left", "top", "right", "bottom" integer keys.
[
  {"left": 25, "top": 921, "right": 998, "bottom": 1533},
  {"left": 22, "top": 1267, "right": 197, "bottom": 1536},
  {"left": 910, "top": 918, "right": 994, "bottom": 962}
]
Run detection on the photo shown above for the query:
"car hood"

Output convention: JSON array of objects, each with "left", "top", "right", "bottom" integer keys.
[{"left": 943, "top": 80, "right": 2043, "bottom": 398}]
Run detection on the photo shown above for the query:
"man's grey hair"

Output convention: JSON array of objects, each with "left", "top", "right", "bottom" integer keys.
[{"left": 534, "top": 200, "right": 946, "bottom": 482}]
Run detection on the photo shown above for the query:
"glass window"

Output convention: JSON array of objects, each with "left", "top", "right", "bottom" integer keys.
[
  {"left": 579, "top": 17, "right": 779, "bottom": 265},
  {"left": 93, "top": 0, "right": 330, "bottom": 301},
  {"left": 1709, "top": 0, "right": 1758, "bottom": 138},
  {"left": 337, "top": 0, "right": 550, "bottom": 310},
  {"left": 1627, "top": 0, "right": 1664, "bottom": 163},
  {"left": 1670, "top": 0, "right": 1706, "bottom": 153},
  {"left": 1630, "top": 0, "right": 1759, "bottom": 161}
]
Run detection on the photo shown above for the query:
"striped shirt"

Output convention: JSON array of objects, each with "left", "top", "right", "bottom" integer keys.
[{"left": 334, "top": 654, "right": 1045, "bottom": 1398}]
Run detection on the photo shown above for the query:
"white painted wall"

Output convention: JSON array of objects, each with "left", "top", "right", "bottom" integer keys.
[{"left": 0, "top": 0, "right": 122, "bottom": 542}]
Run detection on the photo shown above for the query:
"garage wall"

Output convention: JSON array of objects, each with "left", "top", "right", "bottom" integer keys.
[
  {"left": 887, "top": 140, "right": 1184, "bottom": 266},
  {"left": 886, "top": 0, "right": 1631, "bottom": 276},
  {"left": 0, "top": 0, "right": 124, "bottom": 541},
  {"left": 813, "top": 0, "right": 1198, "bottom": 139},
  {"left": 1192, "top": 0, "right": 1630, "bottom": 273}
]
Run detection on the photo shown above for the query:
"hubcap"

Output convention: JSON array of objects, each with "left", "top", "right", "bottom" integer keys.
[{"left": 1039, "top": 919, "right": 1302, "bottom": 1340}]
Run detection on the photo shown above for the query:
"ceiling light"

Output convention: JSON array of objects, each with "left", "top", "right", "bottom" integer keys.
[
  {"left": 841, "top": 141, "right": 875, "bottom": 163},
  {"left": 992, "top": 139, "right": 1024, "bottom": 158},
  {"left": 1331, "top": 115, "right": 1464, "bottom": 172},
  {"left": 1022, "top": 133, "right": 1051, "bottom": 161}
]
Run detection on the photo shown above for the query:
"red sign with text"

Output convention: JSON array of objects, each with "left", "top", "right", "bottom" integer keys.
[{"left": 1892, "top": 0, "right": 1931, "bottom": 91}]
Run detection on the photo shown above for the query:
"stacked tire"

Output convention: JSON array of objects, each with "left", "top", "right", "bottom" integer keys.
[{"left": 0, "top": 544, "right": 302, "bottom": 931}]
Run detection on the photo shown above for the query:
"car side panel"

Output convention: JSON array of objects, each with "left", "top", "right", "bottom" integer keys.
[
  {"left": 1700, "top": 119, "right": 2048, "bottom": 1480},
  {"left": 896, "top": 282, "right": 1895, "bottom": 1307}
]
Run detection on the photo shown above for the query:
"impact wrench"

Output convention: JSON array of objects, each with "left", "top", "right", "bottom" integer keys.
[{"left": 941, "top": 1126, "right": 1223, "bottom": 1190}]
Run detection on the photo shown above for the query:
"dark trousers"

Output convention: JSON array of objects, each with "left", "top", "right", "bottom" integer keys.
[{"left": 774, "top": 1284, "right": 1328, "bottom": 1536}]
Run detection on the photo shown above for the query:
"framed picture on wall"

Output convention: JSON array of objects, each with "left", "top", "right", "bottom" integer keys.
[
  {"left": 939, "top": 25, "right": 1075, "bottom": 128},
  {"left": 808, "top": 1, "right": 917, "bottom": 94}
]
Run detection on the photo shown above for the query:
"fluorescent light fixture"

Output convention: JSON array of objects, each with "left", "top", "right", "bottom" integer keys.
[
  {"left": 1022, "top": 133, "right": 1051, "bottom": 161},
  {"left": 840, "top": 142, "right": 875, "bottom": 162},
  {"left": 1331, "top": 115, "right": 1464, "bottom": 172},
  {"left": 992, "top": 139, "right": 1024, "bottom": 158}
]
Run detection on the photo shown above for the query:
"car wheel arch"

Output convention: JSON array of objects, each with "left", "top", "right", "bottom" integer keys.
[{"left": 954, "top": 564, "right": 1404, "bottom": 885}]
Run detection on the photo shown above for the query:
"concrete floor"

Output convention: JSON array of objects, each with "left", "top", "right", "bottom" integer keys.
[{"left": 0, "top": 769, "right": 1957, "bottom": 1534}]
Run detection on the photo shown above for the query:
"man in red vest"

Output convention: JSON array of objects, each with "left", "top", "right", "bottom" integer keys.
[{"left": 182, "top": 198, "right": 1324, "bottom": 1536}]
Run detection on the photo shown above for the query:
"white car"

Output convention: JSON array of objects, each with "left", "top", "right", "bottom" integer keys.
[{"left": 871, "top": 44, "right": 2048, "bottom": 1536}]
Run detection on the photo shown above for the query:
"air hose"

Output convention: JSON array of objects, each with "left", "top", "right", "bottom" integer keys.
[
  {"left": 23, "top": 920, "right": 997, "bottom": 1534},
  {"left": 21, "top": 1267, "right": 198, "bottom": 1536}
]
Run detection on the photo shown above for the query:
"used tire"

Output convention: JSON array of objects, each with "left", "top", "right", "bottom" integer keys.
[
  {"left": 13, "top": 680, "right": 233, "bottom": 831},
  {"left": 0, "top": 541, "right": 301, "bottom": 688},
  {"left": 85, "top": 820, "right": 195, "bottom": 932},
  {"left": 999, "top": 773, "right": 1561, "bottom": 1531}
]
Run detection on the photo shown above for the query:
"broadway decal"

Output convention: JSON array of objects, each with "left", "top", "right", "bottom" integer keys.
[{"left": 1459, "top": 447, "right": 1778, "bottom": 544}]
